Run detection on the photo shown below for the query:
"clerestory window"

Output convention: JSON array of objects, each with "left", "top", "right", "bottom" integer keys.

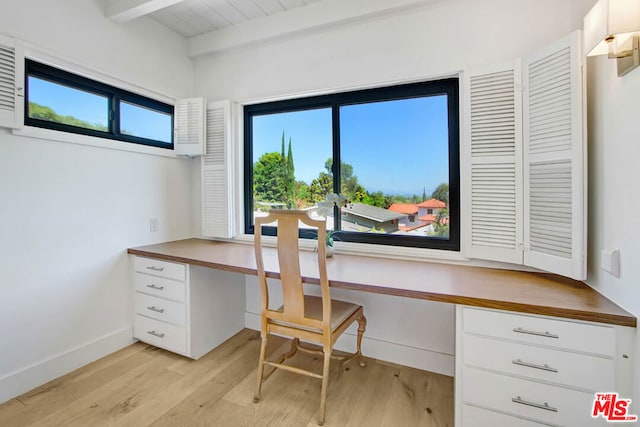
[{"left": 25, "top": 59, "right": 173, "bottom": 149}]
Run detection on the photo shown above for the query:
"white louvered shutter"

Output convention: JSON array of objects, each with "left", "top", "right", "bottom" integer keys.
[
  {"left": 0, "top": 34, "right": 24, "bottom": 129},
  {"left": 174, "top": 97, "right": 206, "bottom": 156},
  {"left": 463, "top": 62, "right": 523, "bottom": 264},
  {"left": 202, "top": 100, "right": 234, "bottom": 238},
  {"left": 523, "top": 31, "right": 585, "bottom": 280}
]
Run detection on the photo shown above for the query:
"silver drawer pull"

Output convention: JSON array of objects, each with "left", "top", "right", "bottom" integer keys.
[
  {"left": 146, "top": 266, "right": 164, "bottom": 272},
  {"left": 146, "top": 284, "right": 165, "bottom": 291},
  {"left": 512, "top": 396, "right": 558, "bottom": 412},
  {"left": 147, "top": 330, "right": 165, "bottom": 338},
  {"left": 512, "top": 358, "right": 558, "bottom": 373},
  {"left": 147, "top": 306, "right": 165, "bottom": 314},
  {"left": 513, "top": 327, "right": 559, "bottom": 339}
]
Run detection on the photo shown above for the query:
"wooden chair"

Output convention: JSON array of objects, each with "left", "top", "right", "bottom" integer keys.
[{"left": 252, "top": 209, "right": 367, "bottom": 426}]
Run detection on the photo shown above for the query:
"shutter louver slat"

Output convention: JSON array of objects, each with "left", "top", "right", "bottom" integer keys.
[
  {"left": 202, "top": 100, "right": 233, "bottom": 239},
  {"left": 0, "top": 43, "right": 15, "bottom": 115},
  {"left": 174, "top": 97, "right": 206, "bottom": 155},
  {"left": 0, "top": 34, "right": 22, "bottom": 129},
  {"left": 465, "top": 63, "right": 523, "bottom": 263},
  {"left": 528, "top": 160, "right": 572, "bottom": 259},
  {"left": 523, "top": 32, "right": 585, "bottom": 280}
]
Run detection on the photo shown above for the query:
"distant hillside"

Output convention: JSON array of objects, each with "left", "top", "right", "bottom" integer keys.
[{"left": 29, "top": 102, "right": 107, "bottom": 132}]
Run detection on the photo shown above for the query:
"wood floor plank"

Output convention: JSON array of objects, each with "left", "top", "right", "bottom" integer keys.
[
  {"left": 248, "top": 357, "right": 323, "bottom": 426},
  {"left": 304, "top": 355, "right": 372, "bottom": 427},
  {"left": 336, "top": 360, "right": 398, "bottom": 426},
  {"left": 0, "top": 329, "right": 454, "bottom": 427},
  {"left": 113, "top": 329, "right": 263, "bottom": 426},
  {"left": 380, "top": 363, "right": 454, "bottom": 427},
  {"left": 149, "top": 334, "right": 264, "bottom": 427},
  {"left": 16, "top": 342, "right": 149, "bottom": 406},
  {"left": 27, "top": 349, "right": 182, "bottom": 427},
  {"left": 0, "top": 344, "right": 160, "bottom": 426},
  {"left": 222, "top": 337, "right": 294, "bottom": 408}
]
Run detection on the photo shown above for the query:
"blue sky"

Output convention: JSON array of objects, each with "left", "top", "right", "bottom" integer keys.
[
  {"left": 28, "top": 76, "right": 171, "bottom": 142},
  {"left": 252, "top": 95, "right": 449, "bottom": 196}
]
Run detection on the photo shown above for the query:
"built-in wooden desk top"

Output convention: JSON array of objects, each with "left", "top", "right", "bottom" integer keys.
[{"left": 128, "top": 238, "right": 636, "bottom": 327}]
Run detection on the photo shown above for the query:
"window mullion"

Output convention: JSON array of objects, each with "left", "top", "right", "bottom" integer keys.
[
  {"left": 111, "top": 95, "right": 119, "bottom": 136},
  {"left": 332, "top": 103, "right": 341, "bottom": 231}
]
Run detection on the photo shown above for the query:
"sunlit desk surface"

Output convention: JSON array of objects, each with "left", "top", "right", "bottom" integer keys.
[{"left": 128, "top": 238, "right": 635, "bottom": 327}]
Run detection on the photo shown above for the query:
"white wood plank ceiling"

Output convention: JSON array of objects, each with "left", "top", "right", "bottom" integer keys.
[
  {"left": 105, "top": 0, "right": 438, "bottom": 56},
  {"left": 148, "top": 0, "right": 326, "bottom": 38}
]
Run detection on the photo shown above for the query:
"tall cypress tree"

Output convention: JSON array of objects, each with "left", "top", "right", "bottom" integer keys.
[{"left": 286, "top": 138, "right": 295, "bottom": 207}]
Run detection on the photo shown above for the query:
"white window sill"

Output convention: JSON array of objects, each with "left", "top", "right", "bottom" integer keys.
[{"left": 13, "top": 126, "right": 181, "bottom": 158}]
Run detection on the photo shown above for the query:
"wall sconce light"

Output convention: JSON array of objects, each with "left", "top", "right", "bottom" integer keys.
[{"left": 584, "top": 0, "right": 640, "bottom": 76}]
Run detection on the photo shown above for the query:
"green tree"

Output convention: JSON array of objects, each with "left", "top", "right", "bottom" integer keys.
[
  {"left": 323, "top": 158, "right": 362, "bottom": 200},
  {"left": 253, "top": 132, "right": 297, "bottom": 208},
  {"left": 360, "top": 191, "right": 391, "bottom": 209},
  {"left": 254, "top": 152, "right": 287, "bottom": 205},
  {"left": 285, "top": 138, "right": 296, "bottom": 208},
  {"left": 295, "top": 180, "right": 312, "bottom": 207},
  {"left": 309, "top": 173, "right": 333, "bottom": 203},
  {"left": 431, "top": 183, "right": 449, "bottom": 205}
]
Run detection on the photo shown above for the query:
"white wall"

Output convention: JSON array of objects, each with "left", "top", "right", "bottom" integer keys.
[
  {"left": 0, "top": 0, "right": 195, "bottom": 403},
  {"left": 195, "top": 0, "right": 571, "bottom": 101},
  {"left": 565, "top": 0, "right": 640, "bottom": 405},
  {"left": 584, "top": 28, "right": 640, "bottom": 407},
  {"left": 193, "top": 0, "right": 575, "bottom": 375}
]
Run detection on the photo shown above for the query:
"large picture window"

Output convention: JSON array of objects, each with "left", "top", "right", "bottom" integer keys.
[
  {"left": 25, "top": 59, "right": 173, "bottom": 149},
  {"left": 244, "top": 79, "right": 459, "bottom": 251}
]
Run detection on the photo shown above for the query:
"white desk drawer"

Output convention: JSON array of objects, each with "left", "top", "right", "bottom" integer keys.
[
  {"left": 134, "top": 314, "right": 186, "bottom": 355},
  {"left": 463, "top": 308, "right": 615, "bottom": 356},
  {"left": 135, "top": 292, "right": 186, "bottom": 326},
  {"left": 135, "top": 273, "right": 186, "bottom": 302},
  {"left": 463, "top": 334, "right": 615, "bottom": 392},
  {"left": 134, "top": 256, "right": 185, "bottom": 282},
  {"left": 464, "top": 367, "right": 601, "bottom": 426},
  {"left": 463, "top": 404, "right": 545, "bottom": 426}
]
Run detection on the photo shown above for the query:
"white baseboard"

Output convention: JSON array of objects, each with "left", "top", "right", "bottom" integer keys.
[
  {"left": 0, "top": 326, "right": 135, "bottom": 404},
  {"left": 245, "top": 312, "right": 454, "bottom": 377}
]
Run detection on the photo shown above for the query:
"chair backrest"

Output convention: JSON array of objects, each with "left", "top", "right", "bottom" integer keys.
[{"left": 254, "top": 210, "right": 331, "bottom": 332}]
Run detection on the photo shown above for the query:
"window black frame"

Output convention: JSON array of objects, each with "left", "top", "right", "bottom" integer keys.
[
  {"left": 244, "top": 78, "right": 460, "bottom": 251},
  {"left": 25, "top": 59, "right": 174, "bottom": 149}
]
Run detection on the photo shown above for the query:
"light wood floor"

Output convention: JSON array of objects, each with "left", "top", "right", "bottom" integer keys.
[{"left": 0, "top": 329, "right": 454, "bottom": 426}]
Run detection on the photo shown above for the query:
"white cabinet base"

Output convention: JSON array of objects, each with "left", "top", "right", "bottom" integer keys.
[
  {"left": 132, "top": 256, "right": 245, "bottom": 359},
  {"left": 455, "top": 305, "right": 634, "bottom": 427}
]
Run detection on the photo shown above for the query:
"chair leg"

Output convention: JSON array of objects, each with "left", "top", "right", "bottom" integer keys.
[
  {"left": 318, "top": 349, "right": 332, "bottom": 426},
  {"left": 253, "top": 334, "right": 268, "bottom": 403},
  {"left": 284, "top": 337, "right": 300, "bottom": 360},
  {"left": 356, "top": 315, "right": 367, "bottom": 367}
]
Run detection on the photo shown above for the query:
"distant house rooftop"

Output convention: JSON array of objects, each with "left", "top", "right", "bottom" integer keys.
[
  {"left": 343, "top": 203, "right": 405, "bottom": 223},
  {"left": 419, "top": 214, "right": 437, "bottom": 223},
  {"left": 417, "top": 198, "right": 446, "bottom": 209},
  {"left": 388, "top": 203, "right": 419, "bottom": 215}
]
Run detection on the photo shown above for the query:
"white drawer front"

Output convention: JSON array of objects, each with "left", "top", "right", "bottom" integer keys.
[
  {"left": 463, "top": 334, "right": 615, "bottom": 392},
  {"left": 135, "top": 292, "right": 186, "bottom": 326},
  {"left": 135, "top": 273, "right": 186, "bottom": 302},
  {"left": 134, "top": 256, "right": 185, "bottom": 282},
  {"left": 463, "top": 404, "right": 545, "bottom": 426},
  {"left": 464, "top": 367, "right": 603, "bottom": 426},
  {"left": 134, "top": 314, "right": 186, "bottom": 355},
  {"left": 463, "top": 308, "right": 615, "bottom": 356}
]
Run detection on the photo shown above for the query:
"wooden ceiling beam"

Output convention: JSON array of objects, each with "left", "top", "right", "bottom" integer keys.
[
  {"left": 188, "top": 0, "right": 440, "bottom": 57},
  {"left": 106, "top": 0, "right": 186, "bottom": 23}
]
